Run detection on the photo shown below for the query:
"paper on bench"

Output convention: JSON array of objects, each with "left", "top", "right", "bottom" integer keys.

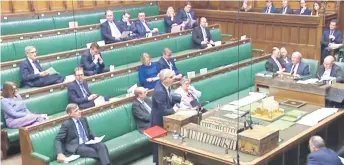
[
  {"left": 187, "top": 71, "right": 196, "bottom": 78},
  {"left": 85, "top": 135, "right": 105, "bottom": 145},
  {"left": 200, "top": 68, "right": 207, "bottom": 75},
  {"left": 46, "top": 67, "right": 59, "bottom": 75},
  {"left": 64, "top": 155, "right": 80, "bottom": 163},
  {"left": 229, "top": 92, "right": 266, "bottom": 107},
  {"left": 176, "top": 110, "right": 197, "bottom": 117},
  {"left": 64, "top": 75, "right": 75, "bottom": 83},
  {"left": 94, "top": 96, "right": 106, "bottom": 107},
  {"left": 297, "top": 108, "right": 338, "bottom": 126}
]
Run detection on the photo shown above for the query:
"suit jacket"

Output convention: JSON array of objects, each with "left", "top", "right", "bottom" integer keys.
[
  {"left": 285, "top": 62, "right": 310, "bottom": 76},
  {"left": 55, "top": 118, "right": 95, "bottom": 155},
  {"left": 80, "top": 50, "right": 105, "bottom": 74},
  {"left": 265, "top": 57, "right": 284, "bottom": 73},
  {"left": 164, "top": 16, "right": 183, "bottom": 33},
  {"left": 192, "top": 26, "right": 212, "bottom": 49},
  {"left": 316, "top": 64, "right": 344, "bottom": 83},
  {"left": 132, "top": 98, "right": 152, "bottom": 133},
  {"left": 67, "top": 80, "right": 95, "bottom": 109},
  {"left": 117, "top": 19, "right": 137, "bottom": 33},
  {"left": 19, "top": 58, "right": 43, "bottom": 87},
  {"left": 157, "top": 57, "right": 181, "bottom": 75},
  {"left": 151, "top": 82, "right": 175, "bottom": 127},
  {"left": 177, "top": 8, "right": 196, "bottom": 21},
  {"left": 100, "top": 20, "right": 122, "bottom": 44},
  {"left": 307, "top": 148, "right": 343, "bottom": 165},
  {"left": 279, "top": 56, "right": 292, "bottom": 68},
  {"left": 135, "top": 20, "right": 152, "bottom": 37},
  {"left": 321, "top": 29, "right": 343, "bottom": 47},
  {"left": 279, "top": 6, "right": 294, "bottom": 14},
  {"left": 296, "top": 8, "right": 312, "bottom": 15},
  {"left": 262, "top": 6, "right": 279, "bottom": 13}
]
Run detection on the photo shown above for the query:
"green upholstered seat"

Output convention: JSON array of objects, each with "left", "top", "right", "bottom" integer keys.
[
  {"left": 1, "top": 43, "right": 17, "bottom": 62},
  {"left": 302, "top": 58, "right": 319, "bottom": 79},
  {"left": 1, "top": 18, "right": 55, "bottom": 35}
]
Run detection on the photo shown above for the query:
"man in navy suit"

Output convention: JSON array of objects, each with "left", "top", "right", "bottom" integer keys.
[
  {"left": 151, "top": 69, "right": 179, "bottom": 165},
  {"left": 316, "top": 56, "right": 344, "bottom": 83},
  {"left": 192, "top": 17, "right": 214, "bottom": 49},
  {"left": 135, "top": 11, "right": 159, "bottom": 38},
  {"left": 117, "top": 11, "right": 137, "bottom": 39},
  {"left": 67, "top": 67, "right": 109, "bottom": 109},
  {"left": 279, "top": 0, "right": 293, "bottom": 14},
  {"left": 100, "top": 10, "right": 123, "bottom": 44},
  {"left": 132, "top": 87, "right": 152, "bottom": 133},
  {"left": 296, "top": 0, "right": 311, "bottom": 15},
  {"left": 285, "top": 52, "right": 310, "bottom": 78},
  {"left": 19, "top": 46, "right": 65, "bottom": 88},
  {"left": 80, "top": 43, "right": 109, "bottom": 76},
  {"left": 177, "top": 2, "right": 197, "bottom": 29},
  {"left": 263, "top": 0, "right": 278, "bottom": 14},
  {"left": 279, "top": 47, "right": 292, "bottom": 67},
  {"left": 157, "top": 48, "right": 183, "bottom": 80},
  {"left": 265, "top": 47, "right": 285, "bottom": 73},
  {"left": 321, "top": 20, "right": 343, "bottom": 63},
  {"left": 307, "top": 135, "right": 342, "bottom": 165}
]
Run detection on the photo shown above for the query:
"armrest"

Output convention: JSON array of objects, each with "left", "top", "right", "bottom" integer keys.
[
  {"left": 252, "top": 48, "right": 265, "bottom": 53},
  {"left": 31, "top": 152, "right": 50, "bottom": 162},
  {"left": 221, "top": 34, "right": 232, "bottom": 38}
]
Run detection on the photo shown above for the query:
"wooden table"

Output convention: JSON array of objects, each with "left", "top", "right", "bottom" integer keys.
[{"left": 152, "top": 102, "right": 344, "bottom": 165}]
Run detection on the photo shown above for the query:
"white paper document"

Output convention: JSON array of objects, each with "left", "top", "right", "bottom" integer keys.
[
  {"left": 297, "top": 108, "right": 338, "bottom": 126},
  {"left": 214, "top": 41, "right": 222, "bottom": 46},
  {"left": 176, "top": 110, "right": 197, "bottom": 117},
  {"left": 200, "top": 68, "right": 207, "bottom": 75},
  {"left": 46, "top": 67, "right": 59, "bottom": 75},
  {"left": 99, "top": 19, "right": 106, "bottom": 24},
  {"left": 187, "top": 71, "right": 196, "bottom": 78},
  {"left": 68, "top": 21, "right": 78, "bottom": 28},
  {"left": 229, "top": 92, "right": 266, "bottom": 107},
  {"left": 127, "top": 84, "right": 138, "bottom": 94},
  {"left": 240, "top": 35, "right": 247, "bottom": 40},
  {"left": 64, "top": 154, "right": 80, "bottom": 163},
  {"left": 94, "top": 96, "right": 106, "bottom": 106},
  {"left": 85, "top": 135, "right": 105, "bottom": 145},
  {"left": 339, "top": 156, "right": 344, "bottom": 164},
  {"left": 296, "top": 78, "right": 319, "bottom": 84},
  {"left": 171, "top": 24, "right": 183, "bottom": 33},
  {"left": 64, "top": 75, "right": 75, "bottom": 83}
]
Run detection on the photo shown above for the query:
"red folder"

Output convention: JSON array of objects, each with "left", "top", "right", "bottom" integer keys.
[{"left": 144, "top": 125, "right": 168, "bottom": 139}]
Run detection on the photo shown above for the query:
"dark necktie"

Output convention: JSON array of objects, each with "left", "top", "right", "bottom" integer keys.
[
  {"left": 77, "top": 120, "right": 87, "bottom": 143},
  {"left": 290, "top": 65, "right": 295, "bottom": 74},
  {"left": 33, "top": 60, "right": 42, "bottom": 72},
  {"left": 187, "top": 12, "right": 191, "bottom": 19},
  {"left": 79, "top": 83, "right": 89, "bottom": 98}
]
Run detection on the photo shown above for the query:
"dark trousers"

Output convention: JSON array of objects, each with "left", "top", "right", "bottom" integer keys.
[
  {"left": 76, "top": 143, "right": 111, "bottom": 165},
  {"left": 84, "top": 67, "right": 110, "bottom": 76},
  {"left": 338, "top": 146, "right": 344, "bottom": 157},
  {"left": 24, "top": 74, "right": 65, "bottom": 88}
]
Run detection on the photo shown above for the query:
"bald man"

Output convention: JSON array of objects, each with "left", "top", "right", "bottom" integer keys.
[
  {"left": 192, "top": 17, "right": 214, "bottom": 49},
  {"left": 285, "top": 52, "right": 310, "bottom": 78},
  {"left": 131, "top": 87, "right": 152, "bottom": 133},
  {"left": 316, "top": 55, "right": 344, "bottom": 83},
  {"left": 101, "top": 10, "right": 123, "bottom": 44},
  {"left": 279, "top": 47, "right": 292, "bottom": 66},
  {"left": 307, "top": 136, "right": 342, "bottom": 165},
  {"left": 265, "top": 47, "right": 285, "bottom": 73}
]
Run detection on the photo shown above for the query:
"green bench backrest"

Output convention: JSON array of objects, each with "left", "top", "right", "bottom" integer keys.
[
  {"left": 1, "top": 43, "right": 17, "bottom": 62},
  {"left": 302, "top": 58, "right": 319, "bottom": 78},
  {"left": 1, "top": 18, "right": 55, "bottom": 35},
  {"left": 335, "top": 62, "right": 344, "bottom": 71},
  {"left": 53, "top": 12, "right": 104, "bottom": 29}
]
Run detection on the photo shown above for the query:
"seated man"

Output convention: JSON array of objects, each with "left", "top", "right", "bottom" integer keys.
[
  {"left": 265, "top": 47, "right": 285, "bottom": 73},
  {"left": 177, "top": 2, "right": 197, "bottom": 29},
  {"left": 296, "top": 0, "right": 311, "bottom": 15},
  {"left": 279, "top": 47, "right": 292, "bottom": 66},
  {"left": 263, "top": 0, "right": 278, "bottom": 14},
  {"left": 67, "top": 67, "right": 109, "bottom": 109},
  {"left": 280, "top": 0, "right": 293, "bottom": 14},
  {"left": 285, "top": 52, "right": 310, "bottom": 78},
  {"left": 80, "top": 42, "right": 109, "bottom": 76},
  {"left": 192, "top": 17, "right": 214, "bottom": 49},
  {"left": 316, "top": 55, "right": 344, "bottom": 83},
  {"left": 19, "top": 46, "right": 65, "bottom": 88},
  {"left": 135, "top": 11, "right": 159, "bottom": 38},
  {"left": 307, "top": 135, "right": 342, "bottom": 165},
  {"left": 117, "top": 11, "right": 137, "bottom": 39},
  {"left": 100, "top": 10, "right": 123, "bottom": 44},
  {"left": 321, "top": 19, "right": 343, "bottom": 63},
  {"left": 157, "top": 48, "right": 183, "bottom": 80},
  {"left": 173, "top": 77, "right": 202, "bottom": 109},
  {"left": 132, "top": 87, "right": 152, "bottom": 133},
  {"left": 55, "top": 103, "right": 112, "bottom": 165}
]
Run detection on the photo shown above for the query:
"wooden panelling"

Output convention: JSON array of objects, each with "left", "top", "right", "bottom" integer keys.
[
  {"left": 339, "top": 1, "right": 344, "bottom": 32},
  {"left": 254, "top": 0, "right": 338, "bottom": 12},
  {"left": 96, "top": 0, "right": 106, "bottom": 6},
  {"left": 1, "top": 1, "right": 12, "bottom": 14},
  {"left": 50, "top": 0, "right": 66, "bottom": 11},
  {"left": 12, "top": 0, "right": 31, "bottom": 13},
  {"left": 299, "top": 27, "right": 309, "bottom": 45},
  {"left": 272, "top": 25, "right": 282, "bottom": 42},
  {"left": 81, "top": 0, "right": 95, "bottom": 8},
  {"left": 32, "top": 1, "right": 49, "bottom": 12},
  {"left": 65, "top": 0, "right": 77, "bottom": 9}
]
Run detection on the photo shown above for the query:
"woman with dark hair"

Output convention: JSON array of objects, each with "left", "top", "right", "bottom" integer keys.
[
  {"left": 311, "top": 1, "right": 321, "bottom": 16},
  {"left": 1, "top": 81, "right": 47, "bottom": 128}
]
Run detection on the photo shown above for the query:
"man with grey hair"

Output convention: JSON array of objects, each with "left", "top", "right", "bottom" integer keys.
[
  {"left": 285, "top": 51, "right": 310, "bottom": 78},
  {"left": 19, "top": 46, "right": 65, "bottom": 88},
  {"left": 101, "top": 10, "right": 123, "bottom": 44},
  {"left": 307, "top": 135, "right": 342, "bottom": 165},
  {"left": 131, "top": 87, "right": 152, "bottom": 133},
  {"left": 279, "top": 47, "right": 291, "bottom": 65},
  {"left": 316, "top": 55, "right": 344, "bottom": 83}
]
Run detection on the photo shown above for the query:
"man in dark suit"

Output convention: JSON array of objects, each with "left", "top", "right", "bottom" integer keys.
[
  {"left": 132, "top": 87, "right": 152, "bottom": 133},
  {"left": 285, "top": 52, "right": 310, "bottom": 78},
  {"left": 321, "top": 20, "right": 343, "bottom": 63},
  {"left": 296, "top": 0, "right": 311, "bottom": 15},
  {"left": 316, "top": 55, "right": 344, "bottom": 83},
  {"left": 151, "top": 69, "right": 179, "bottom": 165},
  {"left": 279, "top": 47, "right": 292, "bottom": 67},
  {"left": 67, "top": 67, "right": 109, "bottom": 109},
  {"left": 265, "top": 47, "right": 285, "bottom": 73},
  {"left": 338, "top": 146, "right": 344, "bottom": 158},
  {"left": 192, "top": 17, "right": 214, "bottom": 49},
  {"left": 177, "top": 2, "right": 197, "bottom": 29},
  {"left": 117, "top": 11, "right": 137, "bottom": 39},
  {"left": 80, "top": 42, "right": 109, "bottom": 76},
  {"left": 100, "top": 10, "right": 123, "bottom": 44},
  {"left": 157, "top": 48, "right": 183, "bottom": 80},
  {"left": 307, "top": 135, "right": 342, "bottom": 165},
  {"left": 280, "top": 0, "right": 293, "bottom": 14},
  {"left": 263, "top": 0, "right": 278, "bottom": 14},
  {"left": 55, "top": 103, "right": 111, "bottom": 165},
  {"left": 135, "top": 11, "right": 159, "bottom": 38},
  {"left": 19, "top": 46, "right": 65, "bottom": 88}
]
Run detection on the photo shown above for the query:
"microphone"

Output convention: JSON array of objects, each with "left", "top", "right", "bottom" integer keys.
[{"left": 240, "top": 110, "right": 250, "bottom": 118}]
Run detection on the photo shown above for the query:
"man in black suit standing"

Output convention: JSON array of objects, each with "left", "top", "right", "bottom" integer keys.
[
  {"left": 265, "top": 47, "right": 285, "bottom": 73},
  {"left": 316, "top": 55, "right": 344, "bottom": 83},
  {"left": 280, "top": 0, "right": 293, "bottom": 14},
  {"left": 55, "top": 103, "right": 112, "bottom": 165},
  {"left": 80, "top": 43, "right": 109, "bottom": 76},
  {"left": 192, "top": 17, "right": 214, "bottom": 49},
  {"left": 177, "top": 1, "right": 197, "bottom": 29},
  {"left": 132, "top": 87, "right": 152, "bottom": 133},
  {"left": 101, "top": 10, "right": 123, "bottom": 44}
]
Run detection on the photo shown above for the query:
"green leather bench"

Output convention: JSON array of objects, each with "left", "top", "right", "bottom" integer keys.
[
  {"left": 301, "top": 58, "right": 319, "bottom": 80},
  {"left": 1, "top": 5, "right": 159, "bottom": 35}
]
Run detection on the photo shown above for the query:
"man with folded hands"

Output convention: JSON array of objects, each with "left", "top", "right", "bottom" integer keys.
[
  {"left": 67, "top": 67, "right": 109, "bottom": 109},
  {"left": 55, "top": 103, "right": 112, "bottom": 165},
  {"left": 80, "top": 42, "right": 109, "bottom": 76},
  {"left": 192, "top": 17, "right": 214, "bottom": 49},
  {"left": 19, "top": 46, "right": 65, "bottom": 88}
]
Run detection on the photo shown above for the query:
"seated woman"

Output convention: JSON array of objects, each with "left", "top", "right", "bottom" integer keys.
[
  {"left": 1, "top": 81, "right": 47, "bottom": 129},
  {"left": 164, "top": 6, "right": 183, "bottom": 33},
  {"left": 173, "top": 77, "right": 202, "bottom": 109},
  {"left": 138, "top": 53, "right": 160, "bottom": 89},
  {"left": 240, "top": 0, "right": 252, "bottom": 12},
  {"left": 311, "top": 1, "right": 321, "bottom": 16}
]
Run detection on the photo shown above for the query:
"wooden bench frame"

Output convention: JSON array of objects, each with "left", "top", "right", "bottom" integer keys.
[{"left": 19, "top": 52, "right": 270, "bottom": 165}]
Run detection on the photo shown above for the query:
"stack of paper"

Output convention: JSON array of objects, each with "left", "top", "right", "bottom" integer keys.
[
  {"left": 296, "top": 78, "right": 319, "bottom": 84},
  {"left": 85, "top": 135, "right": 105, "bottom": 145},
  {"left": 176, "top": 110, "right": 197, "bottom": 117},
  {"left": 229, "top": 92, "right": 266, "bottom": 108},
  {"left": 46, "top": 67, "right": 59, "bottom": 75},
  {"left": 297, "top": 108, "right": 338, "bottom": 126},
  {"left": 280, "top": 110, "right": 307, "bottom": 122},
  {"left": 64, "top": 155, "right": 80, "bottom": 163}
]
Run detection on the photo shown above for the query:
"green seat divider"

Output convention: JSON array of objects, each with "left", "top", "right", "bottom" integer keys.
[
  {"left": 49, "top": 56, "right": 81, "bottom": 76},
  {"left": 53, "top": 12, "right": 104, "bottom": 29},
  {"left": 102, "top": 47, "right": 133, "bottom": 67},
  {"left": 335, "top": 62, "right": 344, "bottom": 71},
  {"left": 210, "top": 29, "right": 222, "bottom": 41},
  {"left": 1, "top": 18, "right": 55, "bottom": 35},
  {"left": 1, "top": 43, "right": 17, "bottom": 62},
  {"left": 1, "top": 68, "right": 20, "bottom": 86},
  {"left": 142, "top": 5, "right": 160, "bottom": 17},
  {"left": 150, "top": 20, "right": 166, "bottom": 33},
  {"left": 175, "top": 34, "right": 193, "bottom": 52}
]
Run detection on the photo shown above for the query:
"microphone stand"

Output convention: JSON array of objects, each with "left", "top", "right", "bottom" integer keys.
[{"left": 233, "top": 111, "right": 253, "bottom": 165}]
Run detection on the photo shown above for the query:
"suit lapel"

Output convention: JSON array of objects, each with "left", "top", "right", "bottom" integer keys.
[
  {"left": 74, "top": 81, "right": 85, "bottom": 98},
  {"left": 25, "top": 59, "right": 35, "bottom": 73}
]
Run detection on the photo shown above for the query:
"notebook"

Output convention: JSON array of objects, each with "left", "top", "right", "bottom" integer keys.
[{"left": 144, "top": 126, "right": 168, "bottom": 139}]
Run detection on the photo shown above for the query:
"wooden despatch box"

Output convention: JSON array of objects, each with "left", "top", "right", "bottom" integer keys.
[
  {"left": 163, "top": 112, "right": 198, "bottom": 133},
  {"left": 238, "top": 126, "right": 279, "bottom": 156}
]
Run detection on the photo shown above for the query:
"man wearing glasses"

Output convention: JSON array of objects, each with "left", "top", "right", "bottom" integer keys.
[
  {"left": 157, "top": 48, "right": 183, "bottom": 80},
  {"left": 135, "top": 11, "right": 159, "bottom": 38}
]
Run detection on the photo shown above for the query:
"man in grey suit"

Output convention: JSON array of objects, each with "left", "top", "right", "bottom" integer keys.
[
  {"left": 55, "top": 103, "right": 111, "bottom": 165},
  {"left": 132, "top": 87, "right": 152, "bottom": 133},
  {"left": 316, "top": 55, "right": 344, "bottom": 83}
]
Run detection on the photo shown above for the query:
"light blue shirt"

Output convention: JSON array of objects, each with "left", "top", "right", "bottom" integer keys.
[{"left": 72, "top": 118, "right": 88, "bottom": 144}]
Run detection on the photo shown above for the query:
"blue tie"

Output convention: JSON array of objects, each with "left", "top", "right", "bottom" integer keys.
[
  {"left": 33, "top": 60, "right": 42, "bottom": 72},
  {"left": 79, "top": 83, "right": 89, "bottom": 98},
  {"left": 77, "top": 120, "right": 87, "bottom": 143}
]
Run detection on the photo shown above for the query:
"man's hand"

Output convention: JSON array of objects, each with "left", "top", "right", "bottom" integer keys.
[
  {"left": 210, "top": 40, "right": 215, "bottom": 45},
  {"left": 329, "top": 35, "right": 335, "bottom": 40},
  {"left": 39, "top": 71, "right": 49, "bottom": 77},
  {"left": 173, "top": 105, "right": 180, "bottom": 113},
  {"left": 146, "top": 78, "right": 154, "bottom": 82},
  {"left": 57, "top": 153, "right": 66, "bottom": 163},
  {"left": 88, "top": 94, "right": 98, "bottom": 101},
  {"left": 152, "top": 28, "right": 159, "bottom": 33},
  {"left": 41, "top": 114, "right": 48, "bottom": 120},
  {"left": 175, "top": 74, "right": 183, "bottom": 79}
]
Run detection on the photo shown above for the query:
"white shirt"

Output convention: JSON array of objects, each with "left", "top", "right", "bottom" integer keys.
[
  {"left": 173, "top": 86, "right": 202, "bottom": 109},
  {"left": 321, "top": 69, "right": 332, "bottom": 80},
  {"left": 290, "top": 63, "right": 300, "bottom": 75},
  {"left": 266, "top": 6, "right": 271, "bottom": 13},
  {"left": 162, "top": 83, "right": 170, "bottom": 97},
  {"left": 137, "top": 98, "right": 151, "bottom": 113},
  {"left": 163, "top": 57, "right": 173, "bottom": 70},
  {"left": 108, "top": 21, "right": 121, "bottom": 38},
  {"left": 27, "top": 58, "right": 40, "bottom": 74},
  {"left": 300, "top": 8, "right": 305, "bottom": 15},
  {"left": 282, "top": 7, "right": 287, "bottom": 14},
  {"left": 201, "top": 27, "right": 207, "bottom": 42},
  {"left": 141, "top": 21, "right": 151, "bottom": 32},
  {"left": 72, "top": 118, "right": 88, "bottom": 144},
  {"left": 272, "top": 57, "right": 282, "bottom": 71}
]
